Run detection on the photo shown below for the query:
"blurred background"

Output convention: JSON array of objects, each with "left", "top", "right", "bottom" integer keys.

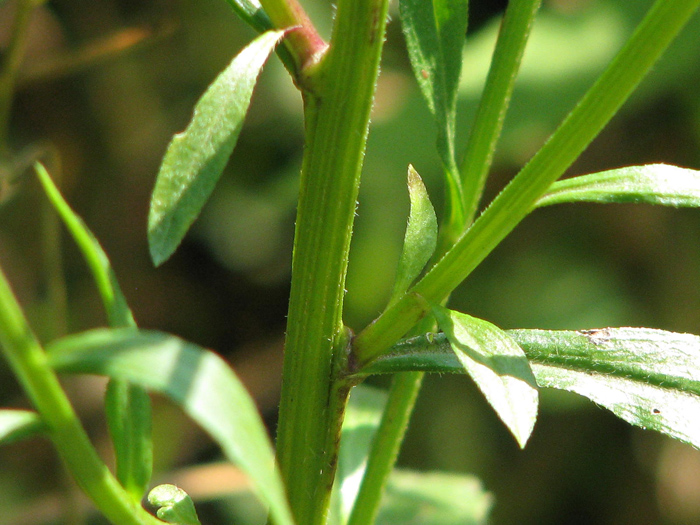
[{"left": 1, "top": 0, "right": 700, "bottom": 523}]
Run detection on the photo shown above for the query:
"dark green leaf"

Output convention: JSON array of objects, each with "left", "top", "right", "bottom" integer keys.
[
  {"left": 376, "top": 470, "right": 492, "bottom": 525},
  {"left": 148, "top": 484, "right": 201, "bottom": 525},
  {"left": 35, "top": 162, "right": 152, "bottom": 501},
  {"left": 330, "top": 385, "right": 388, "bottom": 525},
  {"left": 400, "top": 0, "right": 469, "bottom": 219},
  {"left": 46, "top": 328, "right": 294, "bottom": 525},
  {"left": 537, "top": 164, "right": 700, "bottom": 208},
  {"left": 432, "top": 306, "right": 538, "bottom": 448},
  {"left": 148, "top": 30, "right": 287, "bottom": 266},
  {"left": 0, "top": 409, "right": 45, "bottom": 445},
  {"left": 220, "top": 0, "right": 273, "bottom": 33},
  {"left": 362, "top": 328, "right": 700, "bottom": 448},
  {"left": 389, "top": 166, "right": 438, "bottom": 305}
]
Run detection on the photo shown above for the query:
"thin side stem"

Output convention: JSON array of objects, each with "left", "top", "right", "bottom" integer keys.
[
  {"left": 354, "top": 0, "right": 700, "bottom": 366},
  {"left": 274, "top": 0, "right": 390, "bottom": 522},
  {"left": 460, "top": 0, "right": 542, "bottom": 224},
  {"left": 0, "top": 267, "right": 161, "bottom": 525},
  {"left": 346, "top": 372, "right": 423, "bottom": 525}
]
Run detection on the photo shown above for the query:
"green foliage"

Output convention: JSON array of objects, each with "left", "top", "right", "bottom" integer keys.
[
  {"left": 46, "top": 328, "right": 295, "bottom": 525},
  {"left": 432, "top": 305, "right": 538, "bottom": 448},
  {"left": 148, "top": 29, "right": 287, "bottom": 266},
  {"left": 148, "top": 484, "right": 202, "bottom": 525},
  {"left": 0, "top": 409, "right": 45, "bottom": 445}
]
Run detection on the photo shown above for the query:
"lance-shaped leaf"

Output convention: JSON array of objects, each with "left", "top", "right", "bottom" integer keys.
[
  {"left": 432, "top": 306, "right": 538, "bottom": 448},
  {"left": 220, "top": 0, "right": 273, "bottom": 33},
  {"left": 148, "top": 484, "right": 201, "bottom": 525},
  {"left": 376, "top": 470, "right": 492, "bottom": 525},
  {"left": 400, "top": 0, "right": 469, "bottom": 219},
  {"left": 148, "top": 29, "right": 287, "bottom": 267},
  {"left": 361, "top": 328, "right": 700, "bottom": 449},
  {"left": 47, "top": 328, "right": 295, "bottom": 525},
  {"left": 536, "top": 164, "right": 700, "bottom": 208},
  {"left": 0, "top": 410, "right": 45, "bottom": 445},
  {"left": 389, "top": 166, "right": 438, "bottom": 305},
  {"left": 35, "top": 162, "right": 152, "bottom": 501}
]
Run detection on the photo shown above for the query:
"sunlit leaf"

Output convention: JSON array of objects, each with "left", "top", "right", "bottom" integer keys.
[
  {"left": 362, "top": 327, "right": 700, "bottom": 448},
  {"left": 400, "top": 0, "right": 469, "bottom": 219},
  {"left": 389, "top": 166, "right": 438, "bottom": 305},
  {"left": 0, "top": 410, "right": 45, "bottom": 445},
  {"left": 432, "top": 306, "right": 538, "bottom": 448},
  {"left": 330, "top": 385, "right": 388, "bottom": 525},
  {"left": 220, "top": 0, "right": 273, "bottom": 33},
  {"left": 537, "top": 164, "right": 700, "bottom": 208},
  {"left": 148, "top": 484, "right": 201, "bottom": 525},
  {"left": 35, "top": 162, "right": 152, "bottom": 501},
  {"left": 148, "top": 30, "right": 287, "bottom": 266},
  {"left": 47, "top": 328, "right": 294, "bottom": 525},
  {"left": 376, "top": 470, "right": 492, "bottom": 525}
]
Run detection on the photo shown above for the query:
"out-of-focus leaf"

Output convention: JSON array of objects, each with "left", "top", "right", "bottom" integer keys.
[
  {"left": 148, "top": 484, "right": 201, "bottom": 525},
  {"left": 362, "top": 328, "right": 700, "bottom": 448},
  {"left": 389, "top": 166, "right": 438, "bottom": 305},
  {"left": 330, "top": 385, "right": 388, "bottom": 525},
  {"left": 376, "top": 470, "right": 492, "bottom": 525},
  {"left": 432, "top": 306, "right": 538, "bottom": 448},
  {"left": 148, "top": 30, "right": 287, "bottom": 267},
  {"left": 400, "top": 0, "right": 468, "bottom": 219},
  {"left": 0, "top": 410, "right": 45, "bottom": 445},
  {"left": 46, "top": 328, "right": 294, "bottom": 525},
  {"left": 35, "top": 162, "right": 152, "bottom": 501},
  {"left": 537, "top": 164, "right": 700, "bottom": 208}
]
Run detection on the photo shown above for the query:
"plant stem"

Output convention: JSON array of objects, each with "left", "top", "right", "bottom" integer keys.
[
  {"left": 0, "top": 267, "right": 161, "bottom": 525},
  {"left": 353, "top": 0, "right": 700, "bottom": 367},
  {"left": 274, "top": 0, "right": 390, "bottom": 522},
  {"left": 459, "top": 0, "right": 541, "bottom": 224},
  {"left": 346, "top": 371, "right": 423, "bottom": 525}
]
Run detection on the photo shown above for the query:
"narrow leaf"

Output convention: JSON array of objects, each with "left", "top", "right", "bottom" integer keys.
[
  {"left": 537, "top": 164, "right": 700, "bottom": 208},
  {"left": 35, "top": 162, "right": 152, "bottom": 501},
  {"left": 514, "top": 328, "right": 700, "bottom": 449},
  {"left": 0, "top": 409, "right": 45, "bottom": 445},
  {"left": 46, "top": 328, "right": 294, "bottom": 525},
  {"left": 148, "top": 484, "right": 201, "bottom": 525},
  {"left": 148, "top": 30, "right": 287, "bottom": 266},
  {"left": 376, "top": 470, "right": 492, "bottom": 525},
  {"left": 220, "top": 0, "right": 273, "bottom": 33},
  {"left": 363, "top": 328, "right": 700, "bottom": 448},
  {"left": 432, "top": 306, "right": 538, "bottom": 448},
  {"left": 400, "top": 0, "right": 469, "bottom": 222},
  {"left": 330, "top": 385, "right": 388, "bottom": 525},
  {"left": 389, "top": 166, "right": 438, "bottom": 305}
]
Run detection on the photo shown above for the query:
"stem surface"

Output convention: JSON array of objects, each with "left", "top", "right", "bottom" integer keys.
[{"left": 274, "top": 0, "right": 390, "bottom": 523}]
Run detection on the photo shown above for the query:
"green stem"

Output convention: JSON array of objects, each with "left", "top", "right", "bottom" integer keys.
[
  {"left": 0, "top": 267, "right": 161, "bottom": 525},
  {"left": 0, "top": 0, "right": 44, "bottom": 152},
  {"left": 274, "top": 0, "right": 390, "bottom": 522},
  {"left": 460, "top": 0, "right": 542, "bottom": 224},
  {"left": 354, "top": 0, "right": 700, "bottom": 366},
  {"left": 346, "top": 372, "right": 423, "bottom": 525}
]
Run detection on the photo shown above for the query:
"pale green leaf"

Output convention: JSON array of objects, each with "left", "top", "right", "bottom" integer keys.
[
  {"left": 330, "top": 385, "right": 388, "bottom": 525},
  {"left": 0, "top": 409, "right": 45, "bottom": 445},
  {"left": 46, "top": 328, "right": 294, "bottom": 525},
  {"left": 363, "top": 327, "right": 700, "bottom": 448},
  {"left": 432, "top": 306, "right": 538, "bottom": 448},
  {"left": 389, "top": 166, "right": 438, "bottom": 305},
  {"left": 376, "top": 470, "right": 492, "bottom": 525},
  {"left": 148, "top": 484, "right": 201, "bottom": 525},
  {"left": 148, "top": 30, "right": 287, "bottom": 266},
  {"left": 537, "top": 164, "right": 700, "bottom": 208}
]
